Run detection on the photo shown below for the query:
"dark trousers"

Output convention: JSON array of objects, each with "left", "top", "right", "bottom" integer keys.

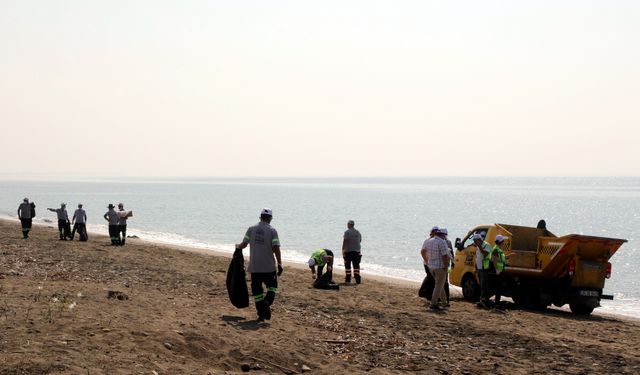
[
  {"left": 479, "top": 269, "right": 490, "bottom": 301},
  {"left": 424, "top": 265, "right": 450, "bottom": 302},
  {"left": 108, "top": 225, "right": 120, "bottom": 245},
  {"left": 118, "top": 224, "right": 127, "bottom": 246},
  {"left": 491, "top": 272, "right": 504, "bottom": 302},
  {"left": 71, "top": 223, "right": 87, "bottom": 240},
  {"left": 344, "top": 252, "right": 362, "bottom": 283},
  {"left": 20, "top": 218, "right": 32, "bottom": 238},
  {"left": 58, "top": 220, "right": 71, "bottom": 240},
  {"left": 250, "top": 272, "right": 278, "bottom": 317}
]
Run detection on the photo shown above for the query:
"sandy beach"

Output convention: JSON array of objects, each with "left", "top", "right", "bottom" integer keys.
[{"left": 1, "top": 219, "right": 639, "bottom": 374}]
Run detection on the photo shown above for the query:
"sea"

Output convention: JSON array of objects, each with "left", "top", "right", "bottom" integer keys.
[{"left": 1, "top": 177, "right": 638, "bottom": 318}]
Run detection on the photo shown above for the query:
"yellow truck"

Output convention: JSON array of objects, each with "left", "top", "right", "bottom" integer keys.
[{"left": 450, "top": 222, "right": 626, "bottom": 315}]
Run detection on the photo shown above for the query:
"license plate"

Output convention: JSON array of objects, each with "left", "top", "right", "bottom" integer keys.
[{"left": 578, "top": 290, "right": 599, "bottom": 297}]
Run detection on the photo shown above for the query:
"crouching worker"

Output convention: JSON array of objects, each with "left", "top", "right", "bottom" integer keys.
[{"left": 308, "top": 249, "right": 339, "bottom": 290}]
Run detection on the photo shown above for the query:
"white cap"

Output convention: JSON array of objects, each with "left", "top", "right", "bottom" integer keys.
[
  {"left": 308, "top": 258, "right": 316, "bottom": 266},
  {"left": 495, "top": 234, "right": 505, "bottom": 243},
  {"left": 438, "top": 228, "right": 448, "bottom": 235},
  {"left": 473, "top": 233, "right": 483, "bottom": 241},
  {"left": 261, "top": 208, "right": 273, "bottom": 216},
  {"left": 431, "top": 226, "right": 439, "bottom": 233}
]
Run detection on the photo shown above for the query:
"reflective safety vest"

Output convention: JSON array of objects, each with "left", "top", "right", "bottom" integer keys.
[
  {"left": 484, "top": 245, "right": 506, "bottom": 272},
  {"left": 311, "top": 249, "right": 328, "bottom": 267}
]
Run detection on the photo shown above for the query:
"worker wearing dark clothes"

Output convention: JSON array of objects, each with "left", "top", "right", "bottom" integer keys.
[
  {"left": 71, "top": 203, "right": 88, "bottom": 241},
  {"left": 308, "top": 249, "right": 334, "bottom": 281},
  {"left": 117, "top": 203, "right": 129, "bottom": 246},
  {"left": 236, "top": 208, "right": 283, "bottom": 322},
  {"left": 17, "top": 198, "right": 34, "bottom": 239},
  {"left": 104, "top": 204, "right": 120, "bottom": 245},
  {"left": 48, "top": 203, "right": 71, "bottom": 240}
]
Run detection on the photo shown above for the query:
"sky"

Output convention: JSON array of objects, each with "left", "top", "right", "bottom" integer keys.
[{"left": 1, "top": 0, "right": 639, "bottom": 178}]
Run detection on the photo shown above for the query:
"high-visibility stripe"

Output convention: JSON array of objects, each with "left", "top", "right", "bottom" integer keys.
[
  {"left": 272, "top": 239, "right": 280, "bottom": 245},
  {"left": 267, "top": 287, "right": 277, "bottom": 293},
  {"left": 254, "top": 294, "right": 265, "bottom": 302},
  {"left": 244, "top": 235, "right": 250, "bottom": 241}
]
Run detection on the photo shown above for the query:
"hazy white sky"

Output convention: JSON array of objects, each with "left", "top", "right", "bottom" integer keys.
[{"left": 1, "top": 1, "right": 638, "bottom": 178}]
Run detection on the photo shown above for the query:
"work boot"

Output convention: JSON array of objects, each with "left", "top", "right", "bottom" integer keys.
[
  {"left": 345, "top": 274, "right": 351, "bottom": 283},
  {"left": 355, "top": 275, "right": 361, "bottom": 284}
]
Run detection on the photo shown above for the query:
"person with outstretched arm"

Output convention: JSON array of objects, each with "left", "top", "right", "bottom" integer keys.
[{"left": 47, "top": 203, "right": 71, "bottom": 240}]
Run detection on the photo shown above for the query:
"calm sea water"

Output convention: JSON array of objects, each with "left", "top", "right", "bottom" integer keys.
[{"left": 1, "top": 178, "right": 639, "bottom": 318}]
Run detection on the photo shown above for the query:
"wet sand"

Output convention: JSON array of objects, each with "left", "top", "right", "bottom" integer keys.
[{"left": 1, "top": 219, "right": 639, "bottom": 374}]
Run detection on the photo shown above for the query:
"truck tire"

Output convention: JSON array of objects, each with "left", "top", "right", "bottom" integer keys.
[
  {"left": 461, "top": 274, "right": 480, "bottom": 301},
  {"left": 569, "top": 303, "right": 594, "bottom": 315}
]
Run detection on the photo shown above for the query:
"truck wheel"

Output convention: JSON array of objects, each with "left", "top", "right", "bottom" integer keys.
[
  {"left": 569, "top": 303, "right": 594, "bottom": 315},
  {"left": 461, "top": 274, "right": 480, "bottom": 301}
]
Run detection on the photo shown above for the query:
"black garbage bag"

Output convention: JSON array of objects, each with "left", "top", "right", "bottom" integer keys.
[
  {"left": 79, "top": 225, "right": 88, "bottom": 242},
  {"left": 226, "top": 248, "right": 249, "bottom": 308},
  {"left": 313, "top": 270, "right": 339, "bottom": 290},
  {"left": 418, "top": 269, "right": 435, "bottom": 300}
]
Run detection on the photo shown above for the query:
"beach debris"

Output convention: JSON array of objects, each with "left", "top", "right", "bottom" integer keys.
[
  {"left": 323, "top": 339, "right": 352, "bottom": 344},
  {"left": 163, "top": 342, "right": 173, "bottom": 350},
  {"left": 248, "top": 356, "right": 298, "bottom": 374},
  {"left": 241, "top": 364, "right": 251, "bottom": 372},
  {"left": 107, "top": 290, "right": 129, "bottom": 300},
  {"left": 301, "top": 364, "right": 311, "bottom": 372}
]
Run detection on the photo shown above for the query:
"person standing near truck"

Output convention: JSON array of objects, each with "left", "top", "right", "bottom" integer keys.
[
  {"left": 342, "top": 220, "right": 362, "bottom": 284},
  {"left": 17, "top": 198, "right": 34, "bottom": 239},
  {"left": 236, "top": 208, "right": 283, "bottom": 322},
  {"left": 424, "top": 228, "right": 451, "bottom": 310},
  {"left": 474, "top": 233, "right": 492, "bottom": 309},
  {"left": 489, "top": 234, "right": 507, "bottom": 307},
  {"left": 48, "top": 203, "right": 71, "bottom": 240}
]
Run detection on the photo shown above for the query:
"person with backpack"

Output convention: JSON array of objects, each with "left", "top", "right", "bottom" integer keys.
[{"left": 17, "top": 198, "right": 35, "bottom": 239}]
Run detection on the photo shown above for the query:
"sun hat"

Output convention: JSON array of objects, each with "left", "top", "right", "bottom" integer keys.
[
  {"left": 308, "top": 258, "right": 316, "bottom": 266},
  {"left": 495, "top": 234, "right": 505, "bottom": 243},
  {"left": 431, "top": 226, "right": 439, "bottom": 233},
  {"left": 108, "top": 203, "right": 115, "bottom": 209},
  {"left": 438, "top": 228, "right": 448, "bottom": 235}
]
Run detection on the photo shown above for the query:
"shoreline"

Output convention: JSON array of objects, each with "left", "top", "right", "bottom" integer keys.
[
  {"left": 1, "top": 219, "right": 640, "bottom": 373},
  {"left": 3, "top": 217, "right": 636, "bottom": 320}
]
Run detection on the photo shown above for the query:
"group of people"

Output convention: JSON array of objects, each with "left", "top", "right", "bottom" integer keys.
[
  {"left": 420, "top": 226, "right": 508, "bottom": 311},
  {"left": 421, "top": 226, "right": 455, "bottom": 311},
  {"left": 104, "top": 203, "right": 131, "bottom": 246},
  {"left": 236, "top": 208, "right": 363, "bottom": 321},
  {"left": 16, "top": 199, "right": 131, "bottom": 246},
  {"left": 474, "top": 233, "right": 507, "bottom": 309},
  {"left": 45, "top": 203, "right": 88, "bottom": 241}
]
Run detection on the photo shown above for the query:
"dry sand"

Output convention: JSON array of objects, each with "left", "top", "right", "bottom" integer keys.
[{"left": 1, "top": 219, "right": 639, "bottom": 374}]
